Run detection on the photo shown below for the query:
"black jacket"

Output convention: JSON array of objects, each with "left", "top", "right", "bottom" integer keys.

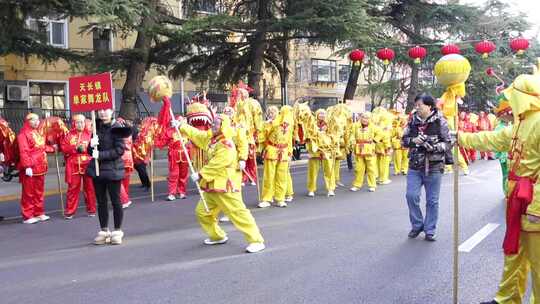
[
  {"left": 87, "top": 119, "right": 131, "bottom": 181},
  {"left": 402, "top": 109, "right": 452, "bottom": 174}
]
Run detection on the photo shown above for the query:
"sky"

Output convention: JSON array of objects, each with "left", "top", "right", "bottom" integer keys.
[{"left": 464, "top": 0, "right": 540, "bottom": 39}]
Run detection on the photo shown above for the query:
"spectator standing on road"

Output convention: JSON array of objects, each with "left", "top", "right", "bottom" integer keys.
[
  {"left": 87, "top": 109, "right": 131, "bottom": 245},
  {"left": 401, "top": 94, "right": 452, "bottom": 241}
]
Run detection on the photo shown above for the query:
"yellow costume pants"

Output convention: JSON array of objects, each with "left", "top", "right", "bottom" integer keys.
[
  {"left": 307, "top": 158, "right": 335, "bottom": 192},
  {"left": 285, "top": 170, "right": 294, "bottom": 198},
  {"left": 195, "top": 192, "right": 264, "bottom": 244},
  {"left": 494, "top": 232, "right": 539, "bottom": 304},
  {"left": 377, "top": 154, "right": 391, "bottom": 182},
  {"left": 334, "top": 159, "right": 342, "bottom": 184},
  {"left": 353, "top": 156, "right": 377, "bottom": 189},
  {"left": 261, "top": 159, "right": 290, "bottom": 203},
  {"left": 393, "top": 149, "right": 409, "bottom": 174}
]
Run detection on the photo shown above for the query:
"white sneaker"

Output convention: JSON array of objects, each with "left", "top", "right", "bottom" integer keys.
[
  {"left": 179, "top": 193, "right": 187, "bottom": 199},
  {"left": 37, "top": 214, "right": 50, "bottom": 222},
  {"left": 276, "top": 201, "right": 288, "bottom": 208},
  {"left": 463, "top": 169, "right": 470, "bottom": 176},
  {"left": 350, "top": 187, "right": 359, "bottom": 192},
  {"left": 94, "top": 230, "right": 111, "bottom": 245},
  {"left": 122, "top": 201, "right": 132, "bottom": 209},
  {"left": 368, "top": 188, "right": 376, "bottom": 192},
  {"left": 241, "top": 183, "right": 246, "bottom": 186},
  {"left": 307, "top": 192, "right": 315, "bottom": 197},
  {"left": 258, "top": 201, "right": 271, "bottom": 208},
  {"left": 166, "top": 194, "right": 176, "bottom": 201},
  {"left": 64, "top": 215, "right": 73, "bottom": 220},
  {"left": 23, "top": 217, "right": 39, "bottom": 224},
  {"left": 337, "top": 182, "right": 345, "bottom": 187},
  {"left": 88, "top": 213, "right": 96, "bottom": 217},
  {"left": 111, "top": 230, "right": 124, "bottom": 245},
  {"left": 204, "top": 236, "right": 229, "bottom": 245},
  {"left": 381, "top": 180, "right": 392, "bottom": 185},
  {"left": 327, "top": 191, "right": 335, "bottom": 197},
  {"left": 219, "top": 215, "right": 230, "bottom": 222},
  {"left": 250, "top": 182, "right": 257, "bottom": 186},
  {"left": 284, "top": 196, "right": 293, "bottom": 202},
  {"left": 246, "top": 242, "right": 265, "bottom": 253}
]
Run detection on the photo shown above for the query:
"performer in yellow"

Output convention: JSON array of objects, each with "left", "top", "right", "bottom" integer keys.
[
  {"left": 459, "top": 69, "right": 540, "bottom": 304},
  {"left": 178, "top": 114, "right": 265, "bottom": 253},
  {"left": 306, "top": 109, "right": 335, "bottom": 197},
  {"left": 391, "top": 115, "right": 409, "bottom": 175},
  {"left": 258, "top": 106, "right": 294, "bottom": 208},
  {"left": 219, "top": 106, "right": 249, "bottom": 222},
  {"left": 350, "top": 112, "right": 379, "bottom": 192},
  {"left": 374, "top": 108, "right": 393, "bottom": 185}
]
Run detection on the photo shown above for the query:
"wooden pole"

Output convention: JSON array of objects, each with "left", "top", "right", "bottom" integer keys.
[
  {"left": 169, "top": 108, "right": 210, "bottom": 213},
  {"left": 452, "top": 107, "right": 460, "bottom": 304},
  {"left": 150, "top": 148, "right": 154, "bottom": 202},
  {"left": 91, "top": 111, "right": 100, "bottom": 176},
  {"left": 54, "top": 151, "right": 64, "bottom": 214}
]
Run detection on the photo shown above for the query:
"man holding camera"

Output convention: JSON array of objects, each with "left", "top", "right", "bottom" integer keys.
[{"left": 402, "top": 94, "right": 452, "bottom": 241}]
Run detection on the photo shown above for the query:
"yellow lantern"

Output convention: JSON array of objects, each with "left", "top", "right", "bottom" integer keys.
[
  {"left": 434, "top": 54, "right": 471, "bottom": 120},
  {"left": 148, "top": 75, "right": 173, "bottom": 102}
]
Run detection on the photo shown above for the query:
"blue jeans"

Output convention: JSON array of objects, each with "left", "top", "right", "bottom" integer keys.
[{"left": 405, "top": 169, "right": 442, "bottom": 235}]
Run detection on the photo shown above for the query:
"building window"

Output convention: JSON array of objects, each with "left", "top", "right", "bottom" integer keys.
[
  {"left": 29, "top": 82, "right": 66, "bottom": 113},
  {"left": 27, "top": 17, "right": 68, "bottom": 48},
  {"left": 310, "top": 97, "right": 339, "bottom": 111},
  {"left": 339, "top": 65, "right": 350, "bottom": 83},
  {"left": 184, "top": 0, "right": 221, "bottom": 16},
  {"left": 93, "top": 28, "right": 112, "bottom": 52},
  {"left": 311, "top": 59, "right": 336, "bottom": 83},
  {"left": 295, "top": 63, "right": 303, "bottom": 82}
]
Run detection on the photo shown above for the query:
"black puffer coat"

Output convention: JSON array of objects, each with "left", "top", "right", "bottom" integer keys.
[
  {"left": 401, "top": 109, "right": 452, "bottom": 174},
  {"left": 87, "top": 119, "right": 131, "bottom": 181}
]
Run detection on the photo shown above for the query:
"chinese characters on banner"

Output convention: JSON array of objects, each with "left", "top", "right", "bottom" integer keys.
[{"left": 69, "top": 73, "right": 114, "bottom": 112}]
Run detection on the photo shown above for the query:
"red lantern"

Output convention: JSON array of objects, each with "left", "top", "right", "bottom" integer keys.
[
  {"left": 510, "top": 38, "right": 529, "bottom": 55},
  {"left": 376, "top": 48, "right": 395, "bottom": 65},
  {"left": 475, "top": 40, "right": 496, "bottom": 58},
  {"left": 408, "top": 45, "right": 427, "bottom": 64},
  {"left": 349, "top": 49, "right": 365, "bottom": 66},
  {"left": 441, "top": 44, "right": 460, "bottom": 55}
]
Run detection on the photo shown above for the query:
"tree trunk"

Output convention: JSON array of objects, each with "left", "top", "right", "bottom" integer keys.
[
  {"left": 406, "top": 62, "right": 419, "bottom": 113},
  {"left": 280, "top": 38, "right": 289, "bottom": 106},
  {"left": 119, "top": 3, "right": 157, "bottom": 121},
  {"left": 247, "top": 0, "right": 270, "bottom": 100},
  {"left": 344, "top": 63, "right": 361, "bottom": 101}
]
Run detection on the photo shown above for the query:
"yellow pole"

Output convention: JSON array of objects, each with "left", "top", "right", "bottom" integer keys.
[{"left": 452, "top": 107, "right": 460, "bottom": 304}]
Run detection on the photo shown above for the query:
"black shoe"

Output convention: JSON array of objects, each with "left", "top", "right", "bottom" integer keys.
[
  {"left": 0, "top": 216, "right": 4, "bottom": 221},
  {"left": 479, "top": 301, "right": 498, "bottom": 304},
  {"left": 425, "top": 234, "right": 437, "bottom": 242},
  {"left": 408, "top": 229, "right": 422, "bottom": 238}
]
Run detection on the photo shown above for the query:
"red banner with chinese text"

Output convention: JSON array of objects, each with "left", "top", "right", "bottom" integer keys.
[{"left": 69, "top": 73, "right": 114, "bottom": 112}]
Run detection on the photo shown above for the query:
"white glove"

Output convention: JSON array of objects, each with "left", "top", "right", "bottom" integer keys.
[
  {"left": 0, "top": 153, "right": 4, "bottom": 162},
  {"left": 25, "top": 167, "right": 33, "bottom": 177},
  {"left": 191, "top": 173, "right": 200, "bottom": 182},
  {"left": 92, "top": 149, "right": 99, "bottom": 160},
  {"left": 171, "top": 119, "right": 181, "bottom": 129},
  {"left": 90, "top": 136, "right": 99, "bottom": 148},
  {"left": 239, "top": 160, "right": 246, "bottom": 171}
]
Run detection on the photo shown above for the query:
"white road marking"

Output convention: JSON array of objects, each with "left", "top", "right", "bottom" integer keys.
[{"left": 458, "top": 223, "right": 500, "bottom": 253}]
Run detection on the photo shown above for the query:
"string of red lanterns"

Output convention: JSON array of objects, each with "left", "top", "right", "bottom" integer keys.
[{"left": 349, "top": 37, "right": 530, "bottom": 65}]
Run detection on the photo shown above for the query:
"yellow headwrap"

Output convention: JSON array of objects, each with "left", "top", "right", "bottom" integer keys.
[
  {"left": 502, "top": 73, "right": 540, "bottom": 118},
  {"left": 217, "top": 114, "right": 234, "bottom": 139}
]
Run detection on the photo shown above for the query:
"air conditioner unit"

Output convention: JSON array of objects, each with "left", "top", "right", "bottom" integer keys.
[{"left": 7, "top": 85, "right": 29, "bottom": 101}]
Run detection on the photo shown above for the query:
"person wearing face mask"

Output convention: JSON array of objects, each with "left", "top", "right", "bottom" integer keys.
[
  {"left": 60, "top": 114, "right": 96, "bottom": 219},
  {"left": 178, "top": 114, "right": 265, "bottom": 253},
  {"left": 350, "top": 112, "right": 380, "bottom": 192},
  {"left": 258, "top": 105, "right": 294, "bottom": 208},
  {"left": 402, "top": 94, "right": 452, "bottom": 242},
  {"left": 87, "top": 109, "right": 131, "bottom": 245},
  {"left": 17, "top": 113, "right": 56, "bottom": 224},
  {"left": 306, "top": 109, "right": 336, "bottom": 197}
]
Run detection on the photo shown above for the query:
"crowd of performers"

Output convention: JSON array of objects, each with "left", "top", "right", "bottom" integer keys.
[{"left": 1, "top": 63, "right": 539, "bottom": 301}]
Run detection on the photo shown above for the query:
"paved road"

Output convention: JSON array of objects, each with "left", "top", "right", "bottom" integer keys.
[{"left": 0, "top": 160, "right": 526, "bottom": 304}]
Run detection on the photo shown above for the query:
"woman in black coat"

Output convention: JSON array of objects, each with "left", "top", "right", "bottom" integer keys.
[{"left": 87, "top": 109, "right": 131, "bottom": 245}]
